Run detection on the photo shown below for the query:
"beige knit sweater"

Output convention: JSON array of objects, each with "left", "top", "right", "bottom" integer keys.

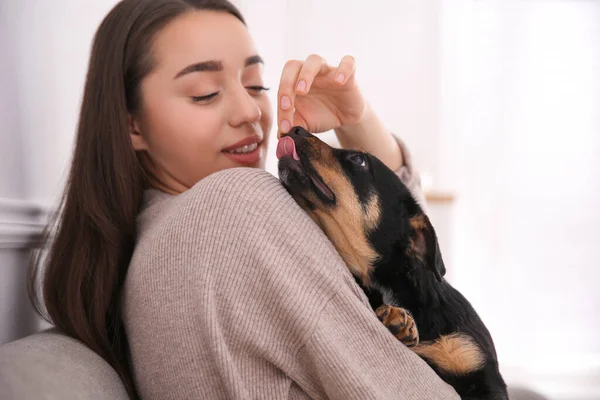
[{"left": 122, "top": 138, "right": 458, "bottom": 399}]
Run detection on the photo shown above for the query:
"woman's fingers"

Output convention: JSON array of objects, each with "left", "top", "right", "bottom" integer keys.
[
  {"left": 295, "top": 54, "right": 328, "bottom": 95},
  {"left": 277, "top": 54, "right": 356, "bottom": 137},
  {"left": 278, "top": 55, "right": 330, "bottom": 136},
  {"left": 334, "top": 55, "right": 356, "bottom": 85},
  {"left": 278, "top": 59, "right": 303, "bottom": 135}
]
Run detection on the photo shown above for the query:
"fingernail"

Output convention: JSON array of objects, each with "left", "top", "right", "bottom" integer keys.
[
  {"left": 280, "top": 96, "right": 291, "bottom": 110},
  {"left": 296, "top": 80, "right": 306, "bottom": 92},
  {"left": 336, "top": 73, "right": 345, "bottom": 83},
  {"left": 280, "top": 120, "right": 291, "bottom": 133}
]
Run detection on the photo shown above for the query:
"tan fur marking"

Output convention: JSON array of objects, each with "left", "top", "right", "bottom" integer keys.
[
  {"left": 307, "top": 155, "right": 380, "bottom": 285},
  {"left": 406, "top": 214, "right": 428, "bottom": 261},
  {"left": 364, "top": 194, "right": 381, "bottom": 232},
  {"left": 413, "top": 333, "right": 486, "bottom": 375},
  {"left": 406, "top": 237, "right": 425, "bottom": 262},
  {"left": 410, "top": 214, "right": 427, "bottom": 230},
  {"left": 312, "top": 209, "right": 379, "bottom": 286}
]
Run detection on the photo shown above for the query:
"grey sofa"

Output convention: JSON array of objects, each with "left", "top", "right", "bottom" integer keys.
[
  {"left": 0, "top": 328, "right": 129, "bottom": 400},
  {"left": 1, "top": 329, "right": 549, "bottom": 400}
]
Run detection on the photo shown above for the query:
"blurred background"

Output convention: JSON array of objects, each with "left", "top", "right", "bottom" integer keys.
[{"left": 1, "top": 0, "right": 598, "bottom": 399}]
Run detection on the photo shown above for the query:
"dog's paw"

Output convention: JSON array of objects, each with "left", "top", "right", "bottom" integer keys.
[{"left": 375, "top": 304, "right": 419, "bottom": 347}]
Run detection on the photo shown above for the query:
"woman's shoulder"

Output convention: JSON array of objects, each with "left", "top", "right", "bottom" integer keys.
[
  {"left": 135, "top": 167, "right": 299, "bottom": 245},
  {"left": 130, "top": 167, "right": 353, "bottom": 287}
]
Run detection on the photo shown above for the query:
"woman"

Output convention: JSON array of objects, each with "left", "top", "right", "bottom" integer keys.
[{"left": 28, "top": 0, "right": 455, "bottom": 398}]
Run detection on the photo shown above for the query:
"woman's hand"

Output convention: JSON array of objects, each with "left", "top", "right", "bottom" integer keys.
[
  {"left": 276, "top": 54, "right": 367, "bottom": 137},
  {"left": 276, "top": 53, "right": 404, "bottom": 172}
]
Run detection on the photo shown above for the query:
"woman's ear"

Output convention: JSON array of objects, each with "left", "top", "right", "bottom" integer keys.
[{"left": 129, "top": 114, "right": 148, "bottom": 151}]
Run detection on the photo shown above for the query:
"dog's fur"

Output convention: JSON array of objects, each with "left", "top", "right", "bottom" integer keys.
[{"left": 278, "top": 127, "right": 509, "bottom": 400}]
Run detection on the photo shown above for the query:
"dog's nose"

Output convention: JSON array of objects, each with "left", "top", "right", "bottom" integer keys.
[{"left": 288, "top": 126, "right": 312, "bottom": 138}]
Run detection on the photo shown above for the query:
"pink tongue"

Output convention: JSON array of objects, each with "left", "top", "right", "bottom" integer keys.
[{"left": 276, "top": 136, "right": 300, "bottom": 161}]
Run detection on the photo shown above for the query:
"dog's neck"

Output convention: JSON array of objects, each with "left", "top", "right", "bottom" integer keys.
[{"left": 372, "top": 253, "right": 446, "bottom": 310}]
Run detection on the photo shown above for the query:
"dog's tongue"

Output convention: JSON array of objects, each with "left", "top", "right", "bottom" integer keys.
[{"left": 276, "top": 136, "right": 300, "bottom": 160}]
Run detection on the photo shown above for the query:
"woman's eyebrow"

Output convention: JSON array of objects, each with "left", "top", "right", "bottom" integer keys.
[
  {"left": 174, "top": 55, "right": 264, "bottom": 80},
  {"left": 245, "top": 55, "right": 264, "bottom": 67},
  {"left": 174, "top": 60, "right": 222, "bottom": 79}
]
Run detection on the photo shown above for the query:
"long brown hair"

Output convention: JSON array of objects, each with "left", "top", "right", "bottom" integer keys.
[{"left": 27, "top": 1, "right": 245, "bottom": 398}]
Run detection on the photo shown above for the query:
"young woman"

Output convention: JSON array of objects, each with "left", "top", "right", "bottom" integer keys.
[{"left": 29, "top": 0, "right": 454, "bottom": 398}]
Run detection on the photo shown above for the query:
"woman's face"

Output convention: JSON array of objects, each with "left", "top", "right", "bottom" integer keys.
[{"left": 130, "top": 11, "right": 273, "bottom": 194}]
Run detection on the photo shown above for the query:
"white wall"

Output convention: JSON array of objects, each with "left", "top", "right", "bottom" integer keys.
[
  {"left": 0, "top": 0, "right": 26, "bottom": 199},
  {"left": 12, "top": 0, "right": 121, "bottom": 206},
  {"left": 0, "top": 0, "right": 48, "bottom": 344}
]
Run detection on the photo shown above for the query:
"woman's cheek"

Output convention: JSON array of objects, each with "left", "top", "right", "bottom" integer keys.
[{"left": 260, "top": 96, "right": 274, "bottom": 130}]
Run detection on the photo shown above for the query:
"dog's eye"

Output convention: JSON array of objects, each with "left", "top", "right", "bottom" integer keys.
[{"left": 348, "top": 154, "right": 367, "bottom": 167}]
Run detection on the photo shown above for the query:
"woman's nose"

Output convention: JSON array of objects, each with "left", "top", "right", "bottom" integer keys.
[{"left": 229, "top": 87, "right": 262, "bottom": 127}]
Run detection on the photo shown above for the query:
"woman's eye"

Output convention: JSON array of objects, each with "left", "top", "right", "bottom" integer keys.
[
  {"left": 191, "top": 92, "right": 219, "bottom": 103},
  {"left": 246, "top": 85, "right": 270, "bottom": 93},
  {"left": 348, "top": 154, "right": 367, "bottom": 167}
]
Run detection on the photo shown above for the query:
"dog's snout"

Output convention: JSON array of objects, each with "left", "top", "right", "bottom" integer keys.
[{"left": 289, "top": 126, "right": 312, "bottom": 138}]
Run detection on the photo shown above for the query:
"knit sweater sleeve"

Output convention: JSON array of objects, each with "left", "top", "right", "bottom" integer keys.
[
  {"left": 290, "top": 286, "right": 459, "bottom": 400},
  {"left": 390, "top": 133, "right": 430, "bottom": 214},
  {"left": 123, "top": 167, "right": 456, "bottom": 399}
]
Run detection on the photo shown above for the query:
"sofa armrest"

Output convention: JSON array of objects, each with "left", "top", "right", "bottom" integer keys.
[{"left": 0, "top": 327, "right": 129, "bottom": 400}]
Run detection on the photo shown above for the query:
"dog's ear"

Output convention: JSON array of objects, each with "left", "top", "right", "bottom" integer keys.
[{"left": 406, "top": 213, "right": 446, "bottom": 282}]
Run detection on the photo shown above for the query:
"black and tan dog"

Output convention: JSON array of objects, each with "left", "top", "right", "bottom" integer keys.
[{"left": 277, "top": 126, "right": 508, "bottom": 400}]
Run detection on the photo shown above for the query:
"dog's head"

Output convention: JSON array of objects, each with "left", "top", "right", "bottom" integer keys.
[{"left": 277, "top": 126, "right": 445, "bottom": 287}]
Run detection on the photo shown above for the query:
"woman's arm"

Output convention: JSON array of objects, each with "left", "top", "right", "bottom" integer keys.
[
  {"left": 289, "top": 282, "right": 457, "bottom": 400},
  {"left": 334, "top": 102, "right": 403, "bottom": 171}
]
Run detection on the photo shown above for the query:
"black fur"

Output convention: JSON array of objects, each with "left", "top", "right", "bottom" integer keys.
[{"left": 278, "top": 127, "right": 509, "bottom": 400}]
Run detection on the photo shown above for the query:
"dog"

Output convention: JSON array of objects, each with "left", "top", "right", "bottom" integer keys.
[{"left": 277, "top": 126, "right": 508, "bottom": 400}]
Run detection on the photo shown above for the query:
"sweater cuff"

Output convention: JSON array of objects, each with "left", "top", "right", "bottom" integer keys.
[{"left": 390, "top": 133, "right": 429, "bottom": 215}]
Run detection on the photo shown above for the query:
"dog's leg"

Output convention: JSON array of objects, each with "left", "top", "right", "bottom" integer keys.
[
  {"left": 352, "top": 278, "right": 419, "bottom": 346},
  {"left": 375, "top": 304, "right": 419, "bottom": 347}
]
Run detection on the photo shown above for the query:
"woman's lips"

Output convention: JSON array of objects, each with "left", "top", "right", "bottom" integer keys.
[
  {"left": 222, "top": 134, "right": 263, "bottom": 165},
  {"left": 222, "top": 144, "right": 261, "bottom": 165},
  {"left": 222, "top": 135, "right": 262, "bottom": 152}
]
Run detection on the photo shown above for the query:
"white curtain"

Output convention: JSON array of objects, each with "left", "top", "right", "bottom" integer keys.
[{"left": 441, "top": 0, "right": 600, "bottom": 396}]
